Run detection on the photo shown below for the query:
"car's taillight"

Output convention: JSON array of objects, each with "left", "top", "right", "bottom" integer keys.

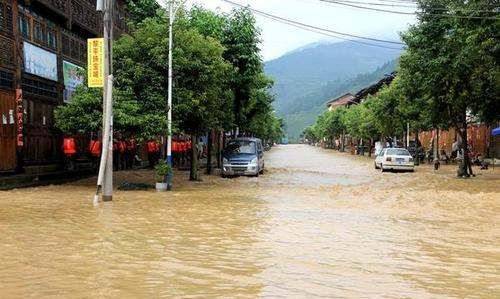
[{"left": 386, "top": 157, "right": 392, "bottom": 162}]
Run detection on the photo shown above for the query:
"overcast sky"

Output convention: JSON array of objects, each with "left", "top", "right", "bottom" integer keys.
[{"left": 160, "top": 0, "right": 416, "bottom": 61}]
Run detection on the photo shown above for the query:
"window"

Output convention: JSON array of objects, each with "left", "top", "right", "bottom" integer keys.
[
  {"left": 18, "top": 14, "right": 30, "bottom": 38},
  {"left": 61, "top": 33, "right": 70, "bottom": 56},
  {"left": 61, "top": 30, "right": 87, "bottom": 64},
  {"left": 22, "top": 76, "right": 58, "bottom": 99},
  {"left": 386, "top": 148, "right": 411, "bottom": 156},
  {"left": 33, "top": 21, "right": 46, "bottom": 44},
  {"left": 79, "top": 41, "right": 86, "bottom": 62},
  {"left": 0, "top": 70, "right": 13, "bottom": 90},
  {"left": 71, "top": 39, "right": 79, "bottom": 59},
  {"left": 225, "top": 141, "right": 257, "bottom": 155},
  {"left": 0, "top": 2, "right": 13, "bottom": 35},
  {"left": 0, "top": 35, "right": 15, "bottom": 67},
  {"left": 47, "top": 29, "right": 57, "bottom": 49}
]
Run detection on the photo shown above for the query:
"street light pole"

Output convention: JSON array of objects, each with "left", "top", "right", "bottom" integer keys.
[{"left": 166, "top": 0, "right": 174, "bottom": 191}]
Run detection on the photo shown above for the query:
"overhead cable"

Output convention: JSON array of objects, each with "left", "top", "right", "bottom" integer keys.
[{"left": 221, "top": 0, "right": 405, "bottom": 48}]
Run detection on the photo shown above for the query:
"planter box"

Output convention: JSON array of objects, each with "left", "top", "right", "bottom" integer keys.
[{"left": 155, "top": 182, "right": 168, "bottom": 192}]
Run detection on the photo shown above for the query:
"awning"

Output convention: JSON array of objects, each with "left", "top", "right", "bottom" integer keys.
[{"left": 492, "top": 127, "right": 500, "bottom": 137}]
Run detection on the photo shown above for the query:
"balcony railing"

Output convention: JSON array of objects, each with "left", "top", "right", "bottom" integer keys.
[
  {"left": 71, "top": 0, "right": 99, "bottom": 35},
  {"left": 35, "top": 0, "right": 69, "bottom": 17}
]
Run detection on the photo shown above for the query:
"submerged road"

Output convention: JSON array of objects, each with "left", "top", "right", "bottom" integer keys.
[{"left": 1, "top": 144, "right": 499, "bottom": 298}]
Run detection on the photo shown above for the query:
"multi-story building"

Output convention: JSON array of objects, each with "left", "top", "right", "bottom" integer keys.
[{"left": 0, "top": 0, "right": 128, "bottom": 173}]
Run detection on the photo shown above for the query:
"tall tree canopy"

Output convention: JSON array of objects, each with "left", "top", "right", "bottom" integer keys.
[
  {"left": 399, "top": 0, "right": 499, "bottom": 175},
  {"left": 125, "top": 0, "right": 161, "bottom": 25},
  {"left": 55, "top": 5, "right": 284, "bottom": 181}
]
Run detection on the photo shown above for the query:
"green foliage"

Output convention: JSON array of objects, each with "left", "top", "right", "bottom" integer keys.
[
  {"left": 282, "top": 60, "right": 399, "bottom": 140},
  {"left": 367, "top": 82, "right": 405, "bottom": 138},
  {"left": 222, "top": 9, "right": 265, "bottom": 129},
  {"left": 302, "top": 125, "right": 319, "bottom": 143},
  {"left": 54, "top": 4, "right": 282, "bottom": 180},
  {"left": 342, "top": 103, "right": 376, "bottom": 140},
  {"left": 188, "top": 6, "right": 283, "bottom": 140},
  {"left": 125, "top": 0, "right": 161, "bottom": 25},
  {"left": 54, "top": 76, "right": 144, "bottom": 138},
  {"left": 399, "top": 0, "right": 499, "bottom": 128},
  {"left": 398, "top": 0, "right": 500, "bottom": 174},
  {"left": 308, "top": 0, "right": 498, "bottom": 175},
  {"left": 154, "top": 159, "right": 171, "bottom": 182}
]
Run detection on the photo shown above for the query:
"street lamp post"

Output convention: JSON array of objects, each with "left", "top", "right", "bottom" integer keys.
[
  {"left": 166, "top": 0, "right": 174, "bottom": 190},
  {"left": 166, "top": 0, "right": 182, "bottom": 191}
]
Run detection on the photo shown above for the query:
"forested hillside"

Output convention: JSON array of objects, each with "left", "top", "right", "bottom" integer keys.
[{"left": 265, "top": 41, "right": 400, "bottom": 141}]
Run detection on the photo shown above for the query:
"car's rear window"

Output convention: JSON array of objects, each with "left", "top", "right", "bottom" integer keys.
[{"left": 386, "top": 148, "right": 410, "bottom": 156}]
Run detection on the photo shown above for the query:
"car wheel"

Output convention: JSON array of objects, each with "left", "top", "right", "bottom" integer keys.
[
  {"left": 374, "top": 162, "right": 379, "bottom": 169},
  {"left": 380, "top": 165, "right": 385, "bottom": 172}
]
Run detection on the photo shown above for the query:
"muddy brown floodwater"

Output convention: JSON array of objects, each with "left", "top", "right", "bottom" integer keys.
[{"left": 1, "top": 144, "right": 499, "bottom": 298}]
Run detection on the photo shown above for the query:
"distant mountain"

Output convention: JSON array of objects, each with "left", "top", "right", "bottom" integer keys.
[{"left": 264, "top": 41, "right": 401, "bottom": 141}]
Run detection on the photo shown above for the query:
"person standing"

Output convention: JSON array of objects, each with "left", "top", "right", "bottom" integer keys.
[{"left": 147, "top": 140, "right": 160, "bottom": 168}]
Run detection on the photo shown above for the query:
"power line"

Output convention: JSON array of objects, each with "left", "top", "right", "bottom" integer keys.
[
  {"left": 318, "top": 0, "right": 500, "bottom": 20},
  {"left": 221, "top": 0, "right": 405, "bottom": 49},
  {"left": 321, "top": 0, "right": 500, "bottom": 13},
  {"left": 330, "top": 0, "right": 418, "bottom": 8},
  {"left": 262, "top": 13, "right": 404, "bottom": 50}
]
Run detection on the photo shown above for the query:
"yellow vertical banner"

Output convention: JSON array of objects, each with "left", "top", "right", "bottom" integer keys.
[{"left": 87, "top": 38, "right": 104, "bottom": 88}]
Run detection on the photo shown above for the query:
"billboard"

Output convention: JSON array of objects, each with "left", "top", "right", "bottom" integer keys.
[
  {"left": 23, "top": 42, "right": 58, "bottom": 81},
  {"left": 87, "top": 38, "right": 104, "bottom": 87},
  {"left": 63, "top": 60, "right": 85, "bottom": 103}
]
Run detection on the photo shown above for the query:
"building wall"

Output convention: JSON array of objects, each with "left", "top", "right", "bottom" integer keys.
[{"left": 0, "top": 0, "right": 129, "bottom": 172}]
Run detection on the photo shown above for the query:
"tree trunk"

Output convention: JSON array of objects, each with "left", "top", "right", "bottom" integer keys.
[
  {"left": 433, "top": 128, "right": 439, "bottom": 162},
  {"left": 341, "top": 130, "right": 345, "bottom": 152},
  {"left": 415, "top": 130, "right": 420, "bottom": 165},
  {"left": 206, "top": 131, "right": 212, "bottom": 175},
  {"left": 217, "top": 131, "right": 222, "bottom": 169},
  {"left": 190, "top": 134, "right": 199, "bottom": 181},
  {"left": 457, "top": 116, "right": 473, "bottom": 177},
  {"left": 432, "top": 129, "right": 437, "bottom": 162},
  {"left": 368, "top": 138, "right": 373, "bottom": 157}
]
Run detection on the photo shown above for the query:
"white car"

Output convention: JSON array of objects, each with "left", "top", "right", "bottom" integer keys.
[{"left": 375, "top": 148, "right": 415, "bottom": 172}]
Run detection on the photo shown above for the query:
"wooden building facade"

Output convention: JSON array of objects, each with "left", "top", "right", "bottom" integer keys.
[{"left": 0, "top": 0, "right": 128, "bottom": 173}]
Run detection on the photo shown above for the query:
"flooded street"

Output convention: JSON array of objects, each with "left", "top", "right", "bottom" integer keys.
[{"left": 1, "top": 144, "right": 499, "bottom": 298}]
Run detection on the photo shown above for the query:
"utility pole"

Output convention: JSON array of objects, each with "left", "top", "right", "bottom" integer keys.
[
  {"left": 406, "top": 122, "right": 410, "bottom": 148},
  {"left": 166, "top": 0, "right": 174, "bottom": 191},
  {"left": 96, "top": 0, "right": 114, "bottom": 202}
]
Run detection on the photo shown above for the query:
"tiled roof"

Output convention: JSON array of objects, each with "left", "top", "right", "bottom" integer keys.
[{"left": 326, "top": 93, "right": 355, "bottom": 107}]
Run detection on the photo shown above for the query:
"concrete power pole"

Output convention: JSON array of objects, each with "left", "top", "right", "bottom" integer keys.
[{"left": 98, "top": 0, "right": 114, "bottom": 201}]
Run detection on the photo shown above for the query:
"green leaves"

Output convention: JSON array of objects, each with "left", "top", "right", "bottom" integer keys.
[
  {"left": 400, "top": 0, "right": 500, "bottom": 127},
  {"left": 54, "top": 5, "right": 282, "bottom": 144}
]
